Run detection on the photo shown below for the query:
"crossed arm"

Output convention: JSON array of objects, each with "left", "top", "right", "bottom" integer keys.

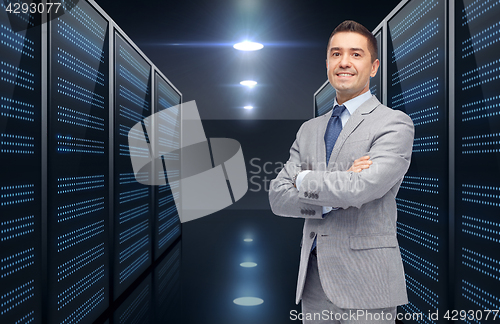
[
  {"left": 294, "top": 155, "right": 372, "bottom": 190},
  {"left": 268, "top": 112, "right": 414, "bottom": 218},
  {"left": 294, "top": 156, "right": 372, "bottom": 214}
]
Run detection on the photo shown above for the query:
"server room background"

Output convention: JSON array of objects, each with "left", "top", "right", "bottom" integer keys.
[{"left": 0, "top": 0, "right": 499, "bottom": 323}]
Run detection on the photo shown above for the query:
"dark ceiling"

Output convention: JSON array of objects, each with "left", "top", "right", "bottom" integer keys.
[{"left": 94, "top": 0, "right": 402, "bottom": 120}]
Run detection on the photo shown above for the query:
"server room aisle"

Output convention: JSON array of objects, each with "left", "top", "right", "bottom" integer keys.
[
  {"left": 89, "top": 208, "right": 302, "bottom": 324},
  {"left": 181, "top": 209, "right": 304, "bottom": 324}
]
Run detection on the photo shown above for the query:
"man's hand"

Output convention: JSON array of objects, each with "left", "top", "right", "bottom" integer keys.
[{"left": 348, "top": 155, "right": 372, "bottom": 173}]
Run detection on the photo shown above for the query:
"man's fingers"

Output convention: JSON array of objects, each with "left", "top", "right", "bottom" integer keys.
[
  {"left": 353, "top": 161, "right": 372, "bottom": 168},
  {"left": 355, "top": 155, "right": 370, "bottom": 161},
  {"left": 354, "top": 160, "right": 372, "bottom": 165},
  {"left": 353, "top": 156, "right": 371, "bottom": 164},
  {"left": 348, "top": 156, "right": 372, "bottom": 173}
]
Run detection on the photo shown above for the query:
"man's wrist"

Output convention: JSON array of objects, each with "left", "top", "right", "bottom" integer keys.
[
  {"left": 295, "top": 170, "right": 311, "bottom": 190},
  {"left": 292, "top": 171, "right": 300, "bottom": 188}
]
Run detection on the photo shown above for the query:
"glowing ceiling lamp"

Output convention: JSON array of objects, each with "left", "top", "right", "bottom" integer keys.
[
  {"left": 240, "top": 262, "right": 257, "bottom": 268},
  {"left": 244, "top": 106, "right": 253, "bottom": 110},
  {"left": 240, "top": 80, "right": 257, "bottom": 88},
  {"left": 233, "top": 41, "right": 264, "bottom": 51}
]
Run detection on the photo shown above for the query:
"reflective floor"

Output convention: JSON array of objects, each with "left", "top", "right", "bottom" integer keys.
[
  {"left": 93, "top": 208, "right": 304, "bottom": 324},
  {"left": 181, "top": 209, "right": 304, "bottom": 324}
]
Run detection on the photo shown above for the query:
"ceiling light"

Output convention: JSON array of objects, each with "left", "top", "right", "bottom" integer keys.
[
  {"left": 244, "top": 106, "right": 253, "bottom": 110},
  {"left": 233, "top": 41, "right": 264, "bottom": 51},
  {"left": 240, "top": 80, "right": 257, "bottom": 88},
  {"left": 240, "top": 262, "right": 257, "bottom": 268}
]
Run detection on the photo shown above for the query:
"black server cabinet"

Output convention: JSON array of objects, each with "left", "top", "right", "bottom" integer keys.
[
  {"left": 314, "top": 81, "right": 336, "bottom": 117},
  {"left": 113, "top": 32, "right": 153, "bottom": 298},
  {"left": 370, "top": 30, "right": 382, "bottom": 102},
  {"left": 455, "top": 0, "right": 500, "bottom": 317},
  {"left": 47, "top": 0, "right": 110, "bottom": 323},
  {"left": 387, "top": 0, "right": 448, "bottom": 321},
  {"left": 153, "top": 73, "right": 181, "bottom": 259},
  {"left": 0, "top": 3, "right": 42, "bottom": 324}
]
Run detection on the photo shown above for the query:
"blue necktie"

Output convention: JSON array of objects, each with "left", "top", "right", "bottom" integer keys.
[
  {"left": 311, "top": 104, "right": 345, "bottom": 253},
  {"left": 325, "top": 104, "right": 346, "bottom": 166}
]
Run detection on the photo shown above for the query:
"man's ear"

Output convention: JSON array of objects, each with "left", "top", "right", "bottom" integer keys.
[{"left": 370, "top": 59, "right": 380, "bottom": 77}]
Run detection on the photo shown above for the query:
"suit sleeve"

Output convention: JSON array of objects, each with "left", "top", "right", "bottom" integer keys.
[
  {"left": 268, "top": 123, "right": 324, "bottom": 219},
  {"left": 297, "top": 110, "right": 414, "bottom": 209}
]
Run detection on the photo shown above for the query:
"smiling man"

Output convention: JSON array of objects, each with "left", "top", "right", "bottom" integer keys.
[{"left": 269, "top": 21, "right": 414, "bottom": 323}]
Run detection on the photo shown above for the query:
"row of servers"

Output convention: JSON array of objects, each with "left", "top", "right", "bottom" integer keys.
[
  {"left": 0, "top": 0, "right": 182, "bottom": 323},
  {"left": 314, "top": 0, "right": 500, "bottom": 323}
]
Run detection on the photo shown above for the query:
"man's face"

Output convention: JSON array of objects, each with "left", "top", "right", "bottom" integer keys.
[{"left": 326, "top": 31, "right": 379, "bottom": 104}]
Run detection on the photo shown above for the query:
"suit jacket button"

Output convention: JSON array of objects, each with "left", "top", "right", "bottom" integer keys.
[
  {"left": 304, "top": 192, "right": 308, "bottom": 198},
  {"left": 300, "top": 209, "right": 304, "bottom": 215},
  {"left": 310, "top": 232, "right": 315, "bottom": 239}
]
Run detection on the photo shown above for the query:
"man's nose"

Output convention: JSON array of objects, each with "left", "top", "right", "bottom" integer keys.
[{"left": 339, "top": 55, "right": 351, "bottom": 68}]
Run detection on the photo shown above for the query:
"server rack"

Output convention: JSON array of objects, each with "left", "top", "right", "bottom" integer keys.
[
  {"left": 371, "top": 22, "right": 383, "bottom": 102},
  {"left": 47, "top": 1, "right": 111, "bottom": 323},
  {"left": 0, "top": 0, "right": 183, "bottom": 323},
  {"left": 313, "top": 80, "right": 336, "bottom": 117},
  {"left": 153, "top": 73, "right": 182, "bottom": 259},
  {"left": 454, "top": 0, "right": 500, "bottom": 317},
  {"left": 113, "top": 31, "right": 153, "bottom": 299},
  {"left": 386, "top": 0, "right": 448, "bottom": 321},
  {"left": 0, "top": 2, "right": 43, "bottom": 324}
]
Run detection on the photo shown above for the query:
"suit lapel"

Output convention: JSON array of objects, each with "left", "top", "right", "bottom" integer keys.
[{"left": 326, "top": 95, "right": 380, "bottom": 168}]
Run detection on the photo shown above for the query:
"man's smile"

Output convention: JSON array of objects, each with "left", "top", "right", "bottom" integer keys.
[{"left": 336, "top": 72, "right": 355, "bottom": 79}]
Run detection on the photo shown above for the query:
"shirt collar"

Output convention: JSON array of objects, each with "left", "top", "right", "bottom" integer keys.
[{"left": 333, "top": 91, "right": 372, "bottom": 116}]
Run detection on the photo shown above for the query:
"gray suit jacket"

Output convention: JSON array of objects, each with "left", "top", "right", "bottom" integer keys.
[{"left": 269, "top": 95, "right": 413, "bottom": 309}]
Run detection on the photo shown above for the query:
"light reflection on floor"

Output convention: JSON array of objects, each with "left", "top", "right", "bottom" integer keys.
[{"left": 233, "top": 297, "right": 265, "bottom": 306}]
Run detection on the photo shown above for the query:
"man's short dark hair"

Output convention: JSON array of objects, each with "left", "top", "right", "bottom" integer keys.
[{"left": 327, "top": 20, "right": 378, "bottom": 62}]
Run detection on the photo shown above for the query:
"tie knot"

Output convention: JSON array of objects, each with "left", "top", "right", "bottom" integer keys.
[{"left": 331, "top": 105, "right": 346, "bottom": 118}]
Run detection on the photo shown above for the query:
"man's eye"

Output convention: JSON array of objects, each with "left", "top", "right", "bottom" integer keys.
[
  {"left": 353, "top": 53, "right": 360, "bottom": 57},
  {"left": 332, "top": 53, "right": 340, "bottom": 56}
]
